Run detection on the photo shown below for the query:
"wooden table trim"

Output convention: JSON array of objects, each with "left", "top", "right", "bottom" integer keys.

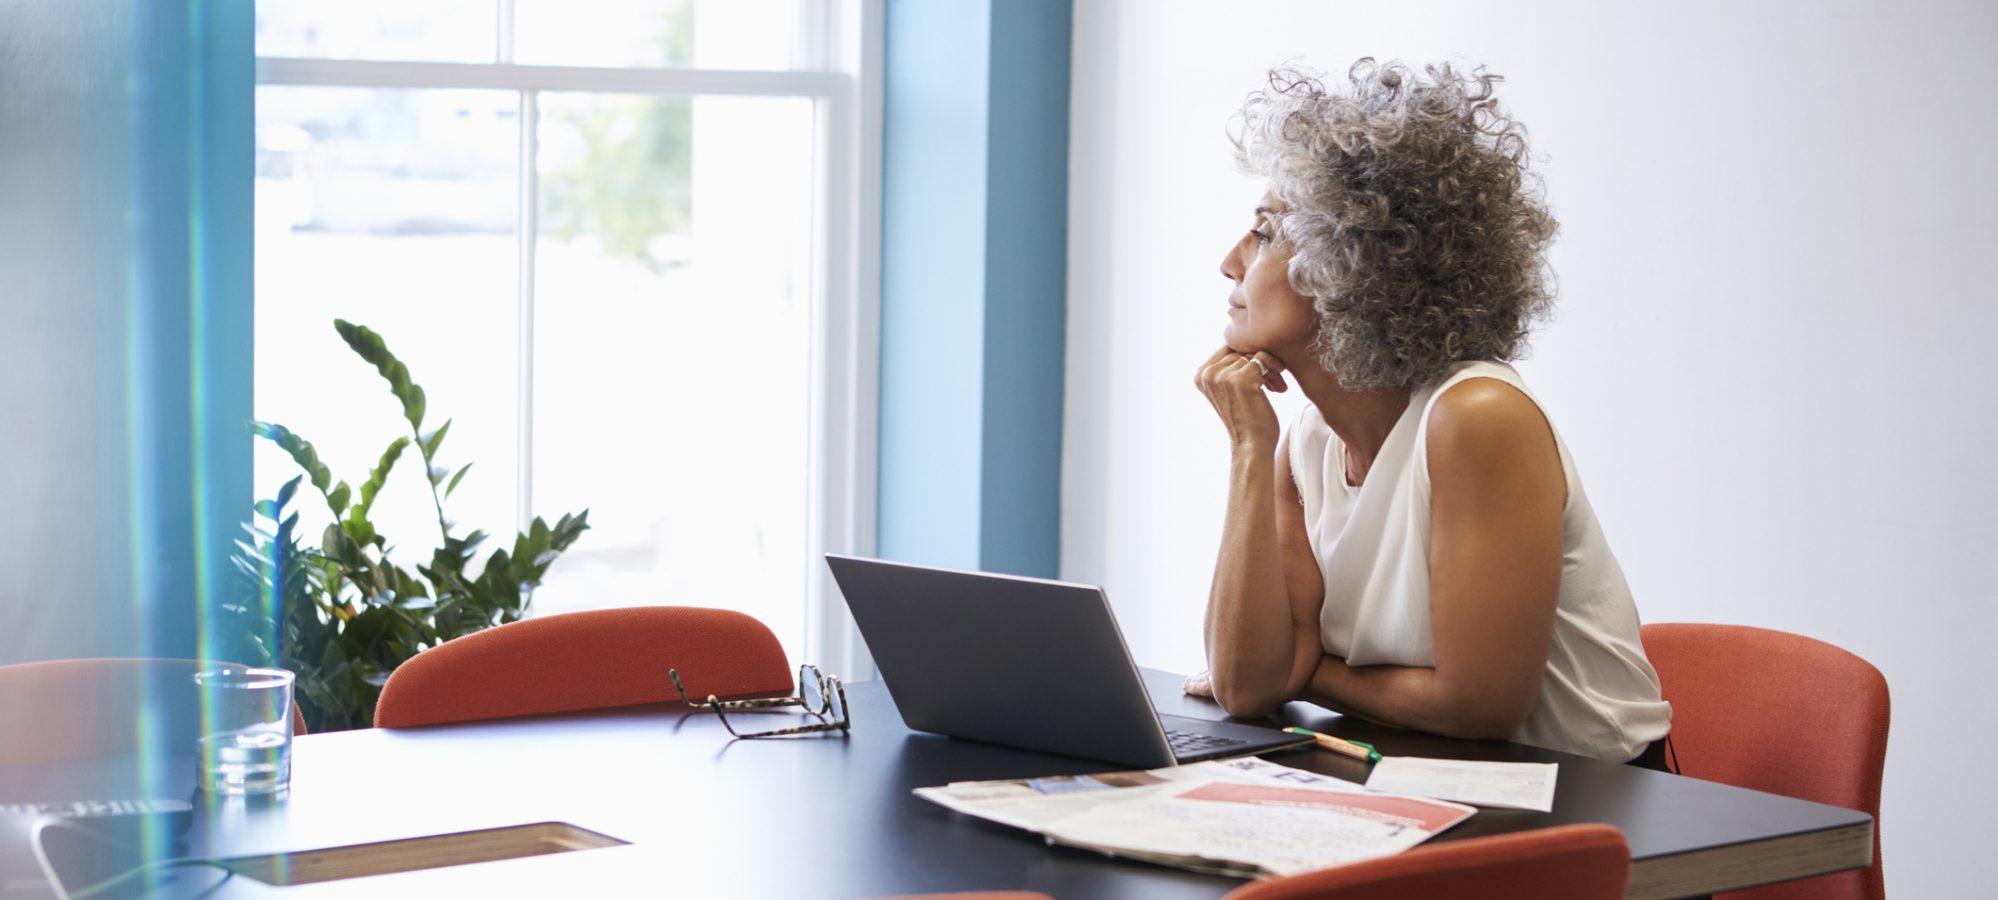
[{"left": 1627, "top": 821, "right": 1872, "bottom": 899}]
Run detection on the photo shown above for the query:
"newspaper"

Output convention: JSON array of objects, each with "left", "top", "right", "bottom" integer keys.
[{"left": 915, "top": 757, "right": 1476, "bottom": 879}]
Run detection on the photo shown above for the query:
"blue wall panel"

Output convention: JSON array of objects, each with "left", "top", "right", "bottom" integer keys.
[
  {"left": 979, "top": 1, "right": 1072, "bottom": 577},
  {"left": 879, "top": 0, "right": 1071, "bottom": 578},
  {"left": 878, "top": 0, "right": 993, "bottom": 570}
]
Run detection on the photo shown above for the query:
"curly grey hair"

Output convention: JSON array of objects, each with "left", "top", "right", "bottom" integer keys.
[{"left": 1231, "top": 59, "right": 1559, "bottom": 391}]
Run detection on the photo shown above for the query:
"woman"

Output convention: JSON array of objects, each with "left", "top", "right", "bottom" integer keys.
[{"left": 1186, "top": 60, "right": 1672, "bottom": 766}]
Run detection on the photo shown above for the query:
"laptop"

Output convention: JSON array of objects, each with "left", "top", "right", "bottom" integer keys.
[{"left": 824, "top": 554, "right": 1312, "bottom": 768}]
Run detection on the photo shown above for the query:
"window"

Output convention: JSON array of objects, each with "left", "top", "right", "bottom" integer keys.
[{"left": 253, "top": 1, "right": 881, "bottom": 674}]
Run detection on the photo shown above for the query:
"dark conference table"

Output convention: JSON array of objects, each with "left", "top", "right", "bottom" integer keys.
[{"left": 0, "top": 669, "right": 1871, "bottom": 898}]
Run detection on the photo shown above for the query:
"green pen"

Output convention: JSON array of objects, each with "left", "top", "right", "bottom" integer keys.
[{"left": 1284, "top": 726, "right": 1382, "bottom": 763}]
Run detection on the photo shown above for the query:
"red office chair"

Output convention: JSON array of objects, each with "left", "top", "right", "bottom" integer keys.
[
  {"left": 374, "top": 606, "right": 794, "bottom": 728},
  {"left": 0, "top": 658, "right": 307, "bottom": 766},
  {"left": 1222, "top": 824, "right": 1630, "bottom": 900},
  {"left": 1643, "top": 623, "right": 1889, "bottom": 900}
]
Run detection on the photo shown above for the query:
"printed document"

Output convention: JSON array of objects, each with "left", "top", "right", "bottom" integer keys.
[
  {"left": 1364, "top": 757, "right": 1558, "bottom": 812},
  {"left": 916, "top": 757, "right": 1475, "bottom": 879}
]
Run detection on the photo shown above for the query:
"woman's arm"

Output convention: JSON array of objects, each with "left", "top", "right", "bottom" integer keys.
[
  {"left": 1194, "top": 349, "right": 1326, "bottom": 719},
  {"left": 1297, "top": 379, "right": 1566, "bottom": 739}
]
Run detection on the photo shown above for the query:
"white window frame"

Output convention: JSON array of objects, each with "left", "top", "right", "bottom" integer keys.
[{"left": 254, "top": 1, "right": 883, "bottom": 679}]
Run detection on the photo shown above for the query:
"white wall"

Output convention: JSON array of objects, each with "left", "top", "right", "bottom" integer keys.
[{"left": 1062, "top": 1, "right": 1996, "bottom": 895}]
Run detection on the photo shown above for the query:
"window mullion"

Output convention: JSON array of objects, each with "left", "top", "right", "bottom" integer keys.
[
  {"left": 255, "top": 58, "right": 840, "bottom": 97},
  {"left": 498, "top": 0, "right": 516, "bottom": 64},
  {"left": 516, "top": 89, "right": 538, "bottom": 537}
]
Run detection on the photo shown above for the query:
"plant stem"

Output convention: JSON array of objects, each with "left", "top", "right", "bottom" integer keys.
[{"left": 411, "top": 424, "right": 452, "bottom": 546}]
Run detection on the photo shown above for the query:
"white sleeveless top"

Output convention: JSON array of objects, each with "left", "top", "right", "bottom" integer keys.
[{"left": 1288, "top": 360, "right": 1670, "bottom": 761}]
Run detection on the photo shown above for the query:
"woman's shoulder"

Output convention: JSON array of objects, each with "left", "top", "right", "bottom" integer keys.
[
  {"left": 1421, "top": 362, "right": 1570, "bottom": 507},
  {"left": 1422, "top": 362, "right": 1547, "bottom": 442},
  {"left": 1424, "top": 360, "right": 1529, "bottom": 397}
]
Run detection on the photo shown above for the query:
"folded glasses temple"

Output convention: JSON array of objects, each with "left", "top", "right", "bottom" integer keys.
[
  {"left": 668, "top": 666, "right": 850, "bottom": 737},
  {"left": 714, "top": 694, "right": 848, "bottom": 738},
  {"left": 669, "top": 668, "right": 815, "bottom": 710},
  {"left": 716, "top": 717, "right": 846, "bottom": 739},
  {"left": 671, "top": 664, "right": 827, "bottom": 708},
  {"left": 715, "top": 696, "right": 814, "bottom": 710}
]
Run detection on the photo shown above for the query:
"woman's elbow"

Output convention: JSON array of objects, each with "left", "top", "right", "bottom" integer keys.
[
  {"left": 1430, "top": 684, "right": 1534, "bottom": 740},
  {"left": 1210, "top": 675, "right": 1287, "bottom": 720},
  {"left": 1440, "top": 693, "right": 1535, "bottom": 741},
  {"left": 1457, "top": 712, "right": 1526, "bottom": 742}
]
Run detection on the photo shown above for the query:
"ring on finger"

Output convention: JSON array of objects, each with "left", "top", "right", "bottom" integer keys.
[{"left": 1247, "top": 356, "right": 1269, "bottom": 377}]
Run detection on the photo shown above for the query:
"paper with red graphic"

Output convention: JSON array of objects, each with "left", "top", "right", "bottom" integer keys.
[
  {"left": 1177, "top": 782, "right": 1476, "bottom": 832},
  {"left": 916, "top": 757, "right": 1475, "bottom": 879}
]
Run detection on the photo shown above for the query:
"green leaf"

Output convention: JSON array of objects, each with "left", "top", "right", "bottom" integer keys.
[
  {"left": 254, "top": 499, "right": 278, "bottom": 521},
  {"left": 421, "top": 419, "right": 452, "bottom": 459},
  {"left": 341, "top": 517, "right": 378, "bottom": 553},
  {"left": 354, "top": 436, "right": 408, "bottom": 520},
  {"left": 444, "top": 462, "right": 473, "bottom": 498},
  {"left": 276, "top": 475, "right": 302, "bottom": 512},
  {"left": 322, "top": 522, "right": 366, "bottom": 567},
  {"left": 328, "top": 481, "right": 351, "bottom": 516},
  {"left": 550, "top": 509, "right": 590, "bottom": 551},
  {"left": 406, "top": 385, "right": 427, "bottom": 433},
  {"left": 334, "top": 319, "right": 428, "bottom": 430},
  {"left": 250, "top": 421, "right": 336, "bottom": 498}
]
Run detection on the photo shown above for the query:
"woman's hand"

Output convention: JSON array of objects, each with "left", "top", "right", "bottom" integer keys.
[
  {"left": 1183, "top": 671, "right": 1215, "bottom": 698},
  {"left": 1195, "top": 346, "right": 1288, "bottom": 450}
]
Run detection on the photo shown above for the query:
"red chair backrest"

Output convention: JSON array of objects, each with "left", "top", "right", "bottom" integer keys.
[
  {"left": 374, "top": 606, "right": 793, "bottom": 728},
  {"left": 1642, "top": 623, "right": 1888, "bottom": 900},
  {"left": 0, "top": 658, "right": 307, "bottom": 766},
  {"left": 1222, "top": 823, "right": 1629, "bottom": 900}
]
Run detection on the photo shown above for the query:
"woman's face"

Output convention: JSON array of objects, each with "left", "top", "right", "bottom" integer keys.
[{"left": 1218, "top": 192, "right": 1318, "bottom": 359}]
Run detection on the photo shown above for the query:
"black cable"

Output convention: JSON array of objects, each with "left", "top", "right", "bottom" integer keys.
[
  {"left": 66, "top": 858, "right": 235, "bottom": 900},
  {"left": 31, "top": 819, "right": 235, "bottom": 900},
  {"left": 182, "top": 865, "right": 236, "bottom": 900}
]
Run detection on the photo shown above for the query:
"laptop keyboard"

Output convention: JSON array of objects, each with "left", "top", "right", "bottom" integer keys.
[{"left": 1165, "top": 728, "right": 1250, "bottom": 757}]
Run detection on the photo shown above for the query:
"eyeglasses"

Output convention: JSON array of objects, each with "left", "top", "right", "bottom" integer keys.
[{"left": 668, "top": 663, "right": 850, "bottom": 738}]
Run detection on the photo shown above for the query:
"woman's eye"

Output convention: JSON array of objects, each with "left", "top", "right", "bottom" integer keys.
[{"left": 1251, "top": 229, "right": 1271, "bottom": 244}]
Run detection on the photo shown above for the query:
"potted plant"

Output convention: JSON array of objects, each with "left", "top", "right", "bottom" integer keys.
[{"left": 225, "top": 320, "right": 588, "bottom": 731}]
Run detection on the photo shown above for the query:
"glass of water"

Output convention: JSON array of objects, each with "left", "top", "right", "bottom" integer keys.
[{"left": 192, "top": 667, "right": 295, "bottom": 795}]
